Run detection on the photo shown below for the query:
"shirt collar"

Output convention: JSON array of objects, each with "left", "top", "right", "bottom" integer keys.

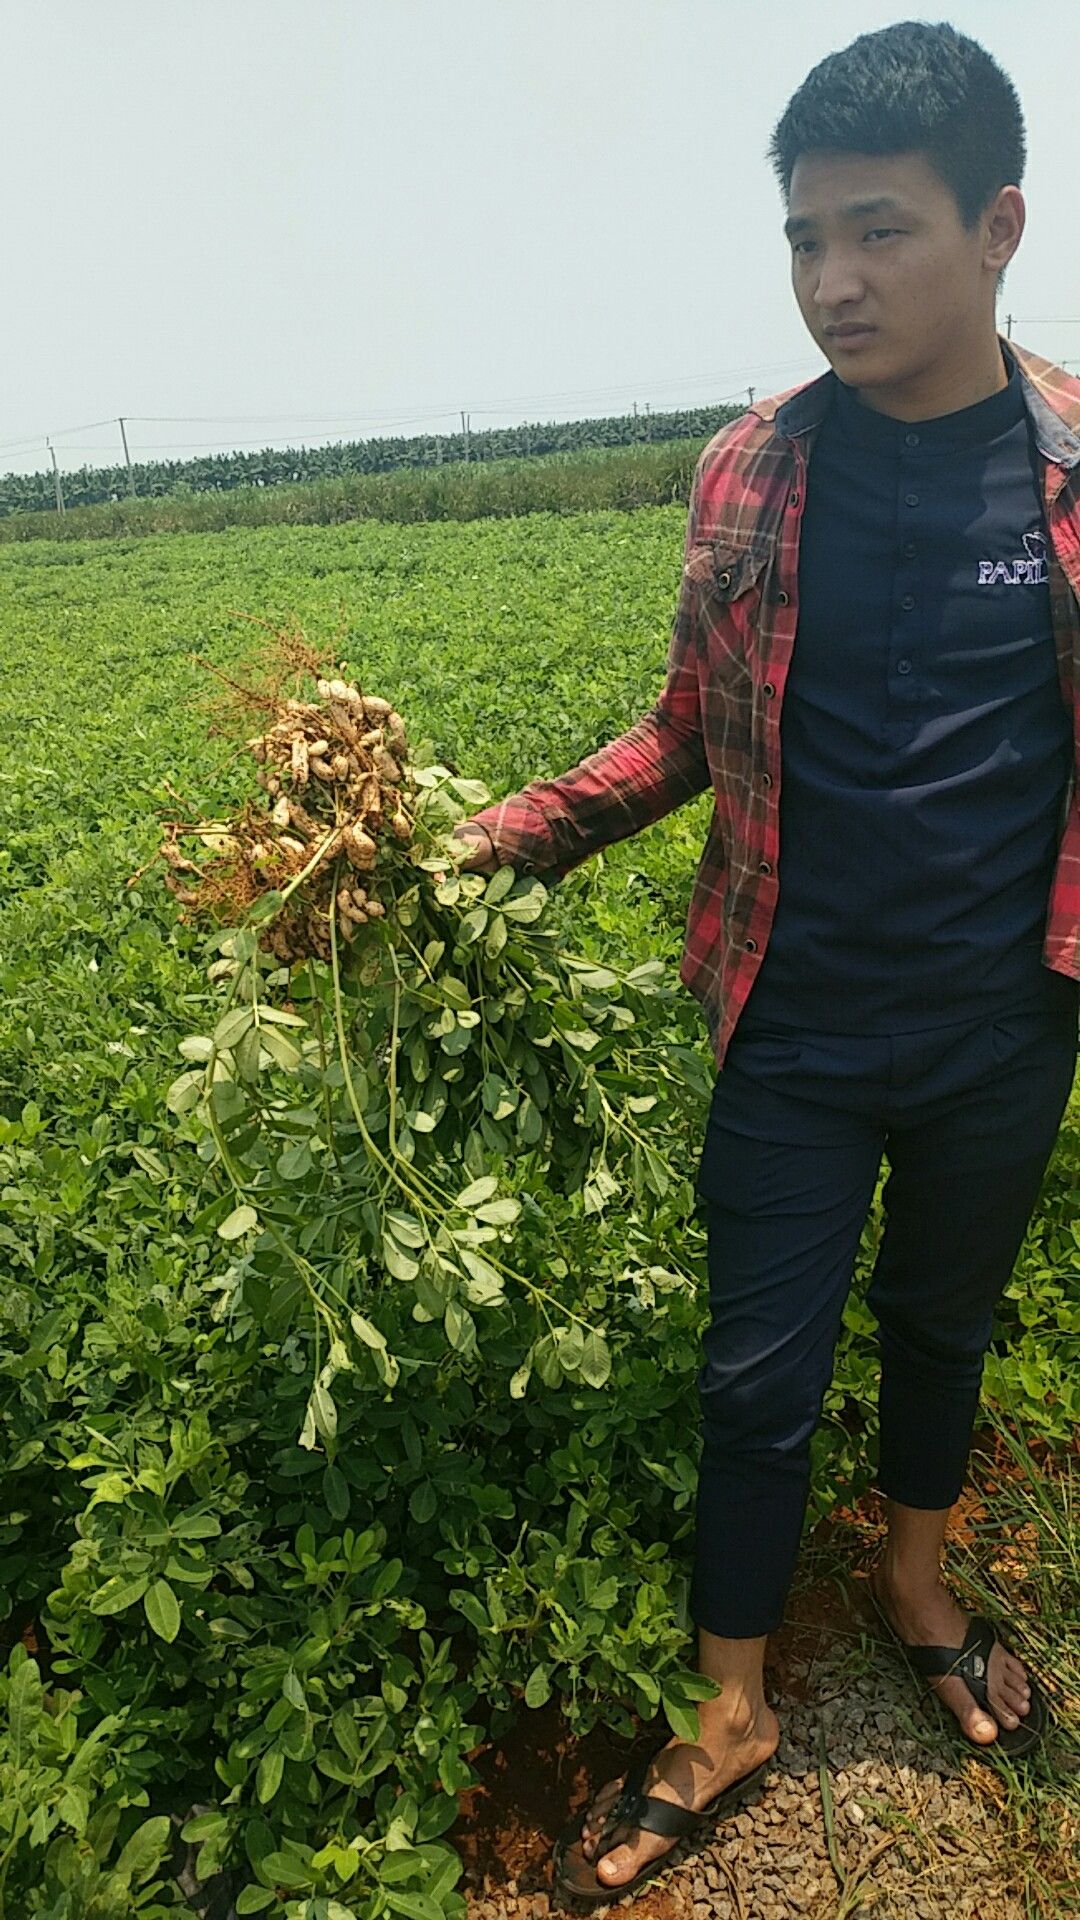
[
  {"left": 768, "top": 336, "right": 1080, "bottom": 470},
  {"left": 830, "top": 344, "right": 1024, "bottom": 454}
]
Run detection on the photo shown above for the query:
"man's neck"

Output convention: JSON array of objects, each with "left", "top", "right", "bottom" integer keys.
[{"left": 852, "top": 336, "right": 1009, "bottom": 424}]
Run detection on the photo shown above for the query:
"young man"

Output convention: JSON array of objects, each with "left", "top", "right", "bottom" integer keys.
[{"left": 454, "top": 20, "right": 1080, "bottom": 1904}]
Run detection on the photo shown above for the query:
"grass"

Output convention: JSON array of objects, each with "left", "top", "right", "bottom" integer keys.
[
  {"left": 0, "top": 436, "right": 712, "bottom": 544},
  {"left": 794, "top": 1400, "right": 1079, "bottom": 1917}
]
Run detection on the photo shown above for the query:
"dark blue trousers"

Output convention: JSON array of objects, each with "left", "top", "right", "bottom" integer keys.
[{"left": 689, "top": 997, "right": 1078, "bottom": 1639}]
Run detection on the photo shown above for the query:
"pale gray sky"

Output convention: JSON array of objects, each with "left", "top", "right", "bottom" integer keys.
[{"left": 5, "top": 0, "right": 1078, "bottom": 481}]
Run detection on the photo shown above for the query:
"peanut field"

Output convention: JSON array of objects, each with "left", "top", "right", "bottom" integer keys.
[{"left": 1, "top": 509, "right": 1077, "bottom": 1917}]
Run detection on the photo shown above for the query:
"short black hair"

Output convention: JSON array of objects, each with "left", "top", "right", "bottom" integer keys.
[{"left": 767, "top": 21, "right": 1025, "bottom": 290}]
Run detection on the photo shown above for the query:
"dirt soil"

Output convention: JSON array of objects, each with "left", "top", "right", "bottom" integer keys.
[{"left": 451, "top": 1426, "right": 1077, "bottom": 1920}]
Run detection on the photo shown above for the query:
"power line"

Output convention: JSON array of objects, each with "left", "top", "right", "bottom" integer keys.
[
  {"left": 0, "top": 417, "right": 118, "bottom": 455},
  {"left": 6, "top": 325, "right": 1075, "bottom": 477},
  {"left": 44, "top": 387, "right": 809, "bottom": 457},
  {"left": 0, "top": 357, "right": 821, "bottom": 461},
  {"left": 118, "top": 359, "right": 815, "bottom": 424}
]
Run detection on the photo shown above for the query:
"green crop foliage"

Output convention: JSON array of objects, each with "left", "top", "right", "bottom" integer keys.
[
  {"left": 0, "top": 438, "right": 738, "bottom": 548},
  {"left": 0, "top": 402, "right": 744, "bottom": 529},
  {"left": 1, "top": 507, "right": 1076, "bottom": 1915}
]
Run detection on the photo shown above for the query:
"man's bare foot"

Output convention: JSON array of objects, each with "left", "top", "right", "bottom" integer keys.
[
  {"left": 576, "top": 1703, "right": 779, "bottom": 1891},
  {"left": 869, "top": 1562, "right": 1031, "bottom": 1744}
]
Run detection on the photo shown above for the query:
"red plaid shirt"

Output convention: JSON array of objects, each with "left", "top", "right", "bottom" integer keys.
[{"left": 465, "top": 336, "right": 1080, "bottom": 1069}]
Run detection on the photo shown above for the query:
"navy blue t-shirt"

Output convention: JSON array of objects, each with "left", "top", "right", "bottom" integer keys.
[{"left": 739, "top": 345, "right": 1076, "bottom": 1037}]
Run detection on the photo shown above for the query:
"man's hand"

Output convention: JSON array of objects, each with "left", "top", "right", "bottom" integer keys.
[{"left": 449, "top": 822, "right": 501, "bottom": 876}]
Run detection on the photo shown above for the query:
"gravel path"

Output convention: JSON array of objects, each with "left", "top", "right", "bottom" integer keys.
[{"left": 464, "top": 1643, "right": 1039, "bottom": 1920}]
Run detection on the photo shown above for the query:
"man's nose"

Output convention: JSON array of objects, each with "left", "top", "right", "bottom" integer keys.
[{"left": 813, "top": 250, "right": 865, "bottom": 312}]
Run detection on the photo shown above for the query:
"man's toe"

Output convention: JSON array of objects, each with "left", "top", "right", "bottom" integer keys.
[
  {"left": 966, "top": 1705, "right": 1000, "bottom": 1741},
  {"left": 988, "top": 1647, "right": 1028, "bottom": 1726},
  {"left": 937, "top": 1675, "right": 998, "bottom": 1742},
  {"left": 596, "top": 1845, "right": 636, "bottom": 1885},
  {"left": 987, "top": 1684, "right": 1020, "bottom": 1730}
]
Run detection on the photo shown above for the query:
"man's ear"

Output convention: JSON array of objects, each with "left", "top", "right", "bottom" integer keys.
[{"left": 984, "top": 184, "right": 1024, "bottom": 277}]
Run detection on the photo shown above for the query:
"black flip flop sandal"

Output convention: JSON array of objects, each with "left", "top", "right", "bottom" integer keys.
[
  {"left": 551, "top": 1736, "right": 770, "bottom": 1909},
  {"left": 866, "top": 1568, "right": 1051, "bottom": 1762}
]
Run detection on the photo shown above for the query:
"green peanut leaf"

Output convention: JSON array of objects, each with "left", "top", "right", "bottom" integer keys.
[
  {"left": 218, "top": 1205, "right": 258, "bottom": 1241},
  {"left": 579, "top": 1330, "right": 612, "bottom": 1388},
  {"left": 444, "top": 1299, "right": 476, "bottom": 1353},
  {"left": 409, "top": 1481, "right": 437, "bottom": 1525},
  {"left": 260, "top": 1026, "right": 303, "bottom": 1072},
  {"left": 474, "top": 1196, "right": 521, "bottom": 1226},
  {"left": 484, "top": 864, "right": 518, "bottom": 904},
  {"left": 456, "top": 1175, "right": 499, "bottom": 1209},
  {"left": 350, "top": 1311, "right": 387, "bottom": 1350},
  {"left": 236, "top": 1887, "right": 278, "bottom": 1913},
  {"left": 255, "top": 1751, "right": 282, "bottom": 1804},
  {"left": 662, "top": 1691, "right": 702, "bottom": 1743},
  {"left": 89, "top": 1572, "right": 151, "bottom": 1616},
  {"left": 525, "top": 1665, "right": 552, "bottom": 1707},
  {"left": 144, "top": 1578, "right": 181, "bottom": 1643},
  {"left": 213, "top": 1007, "right": 255, "bottom": 1050}
]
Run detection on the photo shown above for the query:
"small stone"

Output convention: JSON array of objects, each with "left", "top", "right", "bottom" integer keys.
[{"left": 733, "top": 1812, "right": 754, "bottom": 1837}]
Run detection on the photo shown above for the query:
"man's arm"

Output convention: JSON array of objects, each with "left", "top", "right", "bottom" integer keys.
[{"left": 454, "top": 458, "right": 710, "bottom": 881}]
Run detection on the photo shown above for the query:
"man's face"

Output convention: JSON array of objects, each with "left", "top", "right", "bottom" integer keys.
[{"left": 784, "top": 149, "right": 1001, "bottom": 392}]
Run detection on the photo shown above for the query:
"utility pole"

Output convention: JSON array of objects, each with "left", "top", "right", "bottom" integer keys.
[
  {"left": 118, "top": 417, "right": 136, "bottom": 495},
  {"left": 748, "top": 386, "right": 756, "bottom": 405},
  {"left": 1006, "top": 313, "right": 1013, "bottom": 339},
  {"left": 47, "top": 439, "right": 65, "bottom": 517},
  {"left": 461, "top": 409, "right": 471, "bottom": 462}
]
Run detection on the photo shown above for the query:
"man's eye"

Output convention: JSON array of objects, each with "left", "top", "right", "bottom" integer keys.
[
  {"left": 792, "top": 240, "right": 816, "bottom": 256},
  {"left": 866, "top": 228, "right": 900, "bottom": 240}
]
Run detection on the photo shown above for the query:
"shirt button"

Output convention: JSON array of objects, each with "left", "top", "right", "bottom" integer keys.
[
  {"left": 902, "top": 542, "right": 917, "bottom": 560},
  {"left": 905, "top": 431, "right": 920, "bottom": 447},
  {"left": 777, "top": 589, "right": 790, "bottom": 606},
  {"left": 897, "top": 658, "right": 912, "bottom": 674},
  {"left": 758, "top": 861, "right": 772, "bottom": 875},
  {"left": 763, "top": 682, "right": 775, "bottom": 698},
  {"left": 905, "top": 492, "right": 919, "bottom": 507},
  {"left": 901, "top": 593, "right": 916, "bottom": 611},
  {"left": 788, "top": 490, "right": 800, "bottom": 507},
  {"left": 762, "top": 771, "right": 773, "bottom": 788},
  {"left": 745, "top": 937, "right": 758, "bottom": 952}
]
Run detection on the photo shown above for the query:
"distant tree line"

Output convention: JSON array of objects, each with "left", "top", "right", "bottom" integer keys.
[{"left": 0, "top": 402, "right": 747, "bottom": 519}]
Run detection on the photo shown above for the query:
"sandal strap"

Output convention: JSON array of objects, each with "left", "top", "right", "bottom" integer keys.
[
  {"left": 592, "top": 1748, "right": 765, "bottom": 1853},
  {"left": 904, "top": 1614, "right": 997, "bottom": 1702}
]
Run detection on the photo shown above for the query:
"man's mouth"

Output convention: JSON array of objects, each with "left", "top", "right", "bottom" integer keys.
[{"left": 823, "top": 325, "right": 877, "bottom": 352}]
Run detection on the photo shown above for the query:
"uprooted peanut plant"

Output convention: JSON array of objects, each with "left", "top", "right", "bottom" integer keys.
[{"left": 153, "top": 624, "right": 709, "bottom": 1451}]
